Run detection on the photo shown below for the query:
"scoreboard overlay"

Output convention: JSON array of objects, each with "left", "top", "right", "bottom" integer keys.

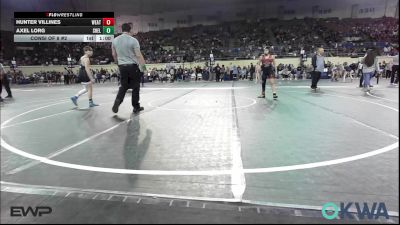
[{"left": 14, "top": 12, "right": 114, "bottom": 42}]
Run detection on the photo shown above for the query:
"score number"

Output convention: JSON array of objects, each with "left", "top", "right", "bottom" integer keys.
[
  {"left": 103, "top": 26, "right": 114, "bottom": 34},
  {"left": 102, "top": 18, "right": 114, "bottom": 34},
  {"left": 103, "top": 18, "right": 114, "bottom": 26}
]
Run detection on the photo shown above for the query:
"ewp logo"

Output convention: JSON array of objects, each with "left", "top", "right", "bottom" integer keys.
[
  {"left": 321, "top": 202, "right": 389, "bottom": 220},
  {"left": 10, "top": 206, "right": 52, "bottom": 217}
]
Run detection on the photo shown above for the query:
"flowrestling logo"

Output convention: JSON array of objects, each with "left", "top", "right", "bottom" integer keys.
[{"left": 321, "top": 202, "right": 389, "bottom": 220}]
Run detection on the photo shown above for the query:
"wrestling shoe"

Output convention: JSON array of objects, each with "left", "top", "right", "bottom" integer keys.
[
  {"left": 89, "top": 101, "right": 99, "bottom": 107},
  {"left": 70, "top": 96, "right": 78, "bottom": 106}
]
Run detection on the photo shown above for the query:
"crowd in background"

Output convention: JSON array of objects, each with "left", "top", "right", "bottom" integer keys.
[
  {"left": 5, "top": 67, "right": 121, "bottom": 85},
  {"left": 5, "top": 56, "right": 397, "bottom": 86},
  {"left": 0, "top": 15, "right": 398, "bottom": 87},
  {"left": 0, "top": 17, "right": 398, "bottom": 66}
]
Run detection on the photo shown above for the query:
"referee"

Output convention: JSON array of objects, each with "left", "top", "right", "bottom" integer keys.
[{"left": 111, "top": 23, "right": 146, "bottom": 114}]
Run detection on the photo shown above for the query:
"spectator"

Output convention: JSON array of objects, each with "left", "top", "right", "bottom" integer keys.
[{"left": 361, "top": 48, "right": 380, "bottom": 92}]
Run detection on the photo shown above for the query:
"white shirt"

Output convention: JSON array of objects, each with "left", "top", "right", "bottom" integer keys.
[{"left": 393, "top": 54, "right": 399, "bottom": 66}]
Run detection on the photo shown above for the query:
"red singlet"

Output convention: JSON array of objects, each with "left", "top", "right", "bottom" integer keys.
[{"left": 261, "top": 54, "right": 273, "bottom": 66}]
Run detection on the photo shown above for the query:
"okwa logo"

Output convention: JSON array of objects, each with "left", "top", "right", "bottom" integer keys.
[{"left": 321, "top": 202, "right": 389, "bottom": 220}]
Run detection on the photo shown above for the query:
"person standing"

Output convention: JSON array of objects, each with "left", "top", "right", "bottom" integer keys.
[
  {"left": 63, "top": 68, "right": 70, "bottom": 85},
  {"left": 220, "top": 65, "right": 226, "bottom": 82},
  {"left": 68, "top": 69, "right": 75, "bottom": 84},
  {"left": 390, "top": 51, "right": 399, "bottom": 85},
  {"left": 214, "top": 63, "right": 221, "bottom": 82},
  {"left": 0, "top": 62, "right": 12, "bottom": 100},
  {"left": 55, "top": 72, "right": 61, "bottom": 84},
  {"left": 385, "top": 60, "right": 392, "bottom": 79},
  {"left": 140, "top": 71, "right": 145, "bottom": 87},
  {"left": 169, "top": 67, "right": 175, "bottom": 83},
  {"left": 241, "top": 66, "right": 247, "bottom": 80},
  {"left": 232, "top": 65, "right": 238, "bottom": 80},
  {"left": 361, "top": 48, "right": 379, "bottom": 92},
  {"left": 357, "top": 61, "right": 363, "bottom": 78},
  {"left": 196, "top": 66, "right": 202, "bottom": 81},
  {"left": 70, "top": 46, "right": 99, "bottom": 107},
  {"left": 46, "top": 71, "right": 52, "bottom": 87},
  {"left": 111, "top": 23, "right": 146, "bottom": 114},
  {"left": 249, "top": 63, "right": 255, "bottom": 81},
  {"left": 176, "top": 66, "right": 183, "bottom": 81},
  {"left": 237, "top": 66, "right": 242, "bottom": 80},
  {"left": 255, "top": 63, "right": 261, "bottom": 84},
  {"left": 229, "top": 64, "right": 234, "bottom": 80},
  {"left": 258, "top": 48, "right": 278, "bottom": 99},
  {"left": 311, "top": 48, "right": 325, "bottom": 91}
]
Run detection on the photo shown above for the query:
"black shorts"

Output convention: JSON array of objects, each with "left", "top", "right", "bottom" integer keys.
[
  {"left": 78, "top": 68, "right": 90, "bottom": 83},
  {"left": 261, "top": 65, "right": 274, "bottom": 79}
]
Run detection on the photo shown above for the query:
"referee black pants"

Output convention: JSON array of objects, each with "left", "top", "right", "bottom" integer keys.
[
  {"left": 115, "top": 64, "right": 141, "bottom": 109},
  {"left": 311, "top": 71, "right": 321, "bottom": 89}
]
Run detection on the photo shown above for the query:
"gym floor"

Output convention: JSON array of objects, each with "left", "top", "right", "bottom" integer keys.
[{"left": 0, "top": 78, "right": 398, "bottom": 223}]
